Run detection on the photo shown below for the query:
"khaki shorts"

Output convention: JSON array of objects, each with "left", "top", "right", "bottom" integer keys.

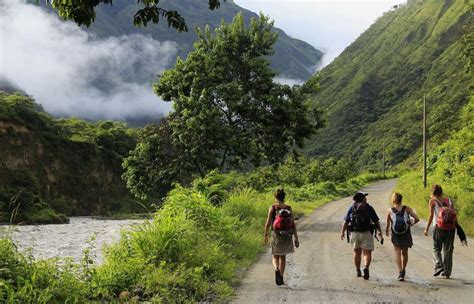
[{"left": 350, "top": 231, "right": 374, "bottom": 251}]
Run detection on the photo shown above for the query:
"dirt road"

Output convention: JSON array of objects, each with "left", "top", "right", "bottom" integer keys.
[{"left": 233, "top": 179, "right": 474, "bottom": 303}]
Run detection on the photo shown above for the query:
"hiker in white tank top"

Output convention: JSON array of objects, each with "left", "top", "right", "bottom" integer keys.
[{"left": 423, "top": 184, "right": 456, "bottom": 278}]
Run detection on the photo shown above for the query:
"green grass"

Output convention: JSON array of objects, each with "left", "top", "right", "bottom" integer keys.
[
  {"left": 395, "top": 96, "right": 473, "bottom": 236},
  {"left": 0, "top": 171, "right": 387, "bottom": 303}
]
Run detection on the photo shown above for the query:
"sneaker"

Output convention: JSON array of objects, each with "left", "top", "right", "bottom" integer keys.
[
  {"left": 443, "top": 272, "right": 450, "bottom": 279},
  {"left": 356, "top": 269, "right": 362, "bottom": 277},
  {"left": 363, "top": 268, "right": 369, "bottom": 280},
  {"left": 275, "top": 269, "right": 281, "bottom": 285},
  {"left": 433, "top": 268, "right": 444, "bottom": 277},
  {"left": 398, "top": 270, "right": 405, "bottom": 281}
]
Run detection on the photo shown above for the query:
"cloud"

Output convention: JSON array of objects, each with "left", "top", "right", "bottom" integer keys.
[
  {"left": 236, "top": 0, "right": 405, "bottom": 69},
  {"left": 274, "top": 77, "right": 304, "bottom": 86},
  {"left": 0, "top": 0, "right": 177, "bottom": 120}
]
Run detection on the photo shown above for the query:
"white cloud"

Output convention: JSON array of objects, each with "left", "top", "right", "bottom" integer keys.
[
  {"left": 236, "top": 0, "right": 406, "bottom": 68},
  {"left": 0, "top": 0, "right": 177, "bottom": 120},
  {"left": 274, "top": 77, "right": 304, "bottom": 86}
]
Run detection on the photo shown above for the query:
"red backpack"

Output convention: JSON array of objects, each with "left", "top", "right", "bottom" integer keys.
[
  {"left": 272, "top": 206, "right": 294, "bottom": 232},
  {"left": 435, "top": 198, "right": 456, "bottom": 230}
]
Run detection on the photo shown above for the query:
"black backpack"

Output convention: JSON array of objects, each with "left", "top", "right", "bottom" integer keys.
[{"left": 349, "top": 202, "right": 371, "bottom": 232}]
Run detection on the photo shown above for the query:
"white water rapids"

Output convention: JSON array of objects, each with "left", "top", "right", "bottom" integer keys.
[{"left": 0, "top": 217, "right": 144, "bottom": 263}]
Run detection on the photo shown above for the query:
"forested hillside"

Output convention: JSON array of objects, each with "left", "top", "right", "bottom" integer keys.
[
  {"left": 306, "top": 0, "right": 472, "bottom": 170},
  {"left": 29, "top": 0, "right": 322, "bottom": 80},
  {"left": 0, "top": 93, "right": 139, "bottom": 223}
]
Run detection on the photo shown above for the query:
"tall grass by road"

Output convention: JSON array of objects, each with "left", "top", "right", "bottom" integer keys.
[{"left": 0, "top": 171, "right": 388, "bottom": 303}]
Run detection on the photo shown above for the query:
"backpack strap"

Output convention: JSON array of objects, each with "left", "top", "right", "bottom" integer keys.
[
  {"left": 391, "top": 206, "right": 406, "bottom": 214},
  {"left": 445, "top": 197, "right": 453, "bottom": 208},
  {"left": 434, "top": 198, "right": 444, "bottom": 208}
]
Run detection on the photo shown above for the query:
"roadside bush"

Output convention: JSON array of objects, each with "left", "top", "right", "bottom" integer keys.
[{"left": 0, "top": 238, "right": 88, "bottom": 303}]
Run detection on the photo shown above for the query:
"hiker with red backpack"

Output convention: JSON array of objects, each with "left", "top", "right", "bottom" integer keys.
[
  {"left": 385, "top": 192, "right": 420, "bottom": 281},
  {"left": 423, "top": 184, "right": 459, "bottom": 278},
  {"left": 340, "top": 191, "right": 384, "bottom": 280},
  {"left": 264, "top": 188, "right": 299, "bottom": 285}
]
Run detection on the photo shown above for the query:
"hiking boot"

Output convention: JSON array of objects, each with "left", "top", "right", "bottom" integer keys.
[
  {"left": 433, "top": 268, "right": 444, "bottom": 277},
  {"left": 356, "top": 269, "right": 362, "bottom": 277},
  {"left": 275, "top": 269, "right": 282, "bottom": 285},
  {"left": 398, "top": 270, "right": 405, "bottom": 281},
  {"left": 363, "top": 268, "right": 369, "bottom": 280}
]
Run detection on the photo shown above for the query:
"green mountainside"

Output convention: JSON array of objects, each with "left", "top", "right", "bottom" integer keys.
[
  {"left": 306, "top": 0, "right": 472, "bottom": 170},
  {"left": 0, "top": 93, "right": 139, "bottom": 223},
  {"left": 30, "top": 0, "right": 322, "bottom": 80}
]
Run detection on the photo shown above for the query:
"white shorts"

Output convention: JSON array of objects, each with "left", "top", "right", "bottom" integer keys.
[{"left": 350, "top": 231, "right": 374, "bottom": 251}]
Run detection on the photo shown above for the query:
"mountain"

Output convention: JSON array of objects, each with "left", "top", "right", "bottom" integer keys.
[
  {"left": 29, "top": 0, "right": 322, "bottom": 81},
  {"left": 0, "top": 92, "right": 140, "bottom": 222},
  {"left": 0, "top": 76, "right": 26, "bottom": 95},
  {"left": 305, "top": 0, "right": 472, "bottom": 170}
]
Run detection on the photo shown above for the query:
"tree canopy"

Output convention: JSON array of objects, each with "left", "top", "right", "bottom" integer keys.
[
  {"left": 44, "top": 0, "right": 225, "bottom": 30},
  {"left": 122, "top": 13, "right": 323, "bottom": 199}
]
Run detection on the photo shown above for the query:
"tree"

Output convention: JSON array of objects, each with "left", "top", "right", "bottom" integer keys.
[
  {"left": 122, "top": 117, "right": 193, "bottom": 200},
  {"left": 123, "top": 13, "right": 323, "bottom": 199},
  {"left": 43, "top": 0, "right": 224, "bottom": 30}
]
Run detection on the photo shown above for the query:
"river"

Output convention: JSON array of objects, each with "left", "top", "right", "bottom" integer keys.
[{"left": 0, "top": 217, "right": 144, "bottom": 263}]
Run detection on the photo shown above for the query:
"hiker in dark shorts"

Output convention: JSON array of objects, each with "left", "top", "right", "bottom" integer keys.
[
  {"left": 423, "top": 184, "right": 458, "bottom": 278},
  {"left": 264, "top": 188, "right": 299, "bottom": 285},
  {"left": 340, "top": 191, "right": 383, "bottom": 280},
  {"left": 385, "top": 192, "right": 419, "bottom": 281}
]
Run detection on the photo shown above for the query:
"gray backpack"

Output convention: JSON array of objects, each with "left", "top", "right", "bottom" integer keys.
[{"left": 391, "top": 206, "right": 410, "bottom": 234}]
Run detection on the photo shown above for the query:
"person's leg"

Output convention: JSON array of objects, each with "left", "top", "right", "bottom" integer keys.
[
  {"left": 362, "top": 249, "right": 372, "bottom": 279},
  {"left": 394, "top": 245, "right": 402, "bottom": 272},
  {"left": 362, "top": 249, "right": 372, "bottom": 268},
  {"left": 401, "top": 247, "right": 409, "bottom": 271},
  {"left": 432, "top": 227, "right": 444, "bottom": 274},
  {"left": 272, "top": 255, "right": 280, "bottom": 270},
  {"left": 442, "top": 230, "right": 455, "bottom": 278},
  {"left": 279, "top": 255, "right": 287, "bottom": 275},
  {"left": 354, "top": 248, "right": 362, "bottom": 270}
]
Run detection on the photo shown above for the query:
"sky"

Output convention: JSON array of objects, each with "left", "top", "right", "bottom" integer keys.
[
  {"left": 0, "top": 0, "right": 175, "bottom": 120},
  {"left": 236, "top": 0, "right": 405, "bottom": 68},
  {"left": 0, "top": 0, "right": 405, "bottom": 120}
]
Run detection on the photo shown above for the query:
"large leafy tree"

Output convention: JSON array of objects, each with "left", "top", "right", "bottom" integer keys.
[
  {"left": 43, "top": 0, "right": 224, "bottom": 29},
  {"left": 123, "top": 13, "right": 322, "bottom": 199}
]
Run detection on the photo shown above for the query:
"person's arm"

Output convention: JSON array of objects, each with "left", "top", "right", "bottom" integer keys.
[
  {"left": 288, "top": 206, "right": 300, "bottom": 248},
  {"left": 370, "top": 206, "right": 383, "bottom": 240},
  {"left": 406, "top": 206, "right": 420, "bottom": 225},
  {"left": 340, "top": 207, "right": 351, "bottom": 240},
  {"left": 340, "top": 221, "right": 349, "bottom": 240},
  {"left": 264, "top": 206, "right": 273, "bottom": 245},
  {"left": 385, "top": 210, "right": 391, "bottom": 237},
  {"left": 293, "top": 218, "right": 299, "bottom": 248},
  {"left": 375, "top": 220, "right": 384, "bottom": 240},
  {"left": 424, "top": 200, "right": 435, "bottom": 236}
]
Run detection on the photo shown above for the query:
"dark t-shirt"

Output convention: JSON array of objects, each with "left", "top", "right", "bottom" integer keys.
[{"left": 344, "top": 202, "right": 380, "bottom": 223}]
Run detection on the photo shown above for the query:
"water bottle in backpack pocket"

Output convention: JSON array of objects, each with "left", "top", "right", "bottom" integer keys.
[{"left": 391, "top": 206, "right": 410, "bottom": 234}]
